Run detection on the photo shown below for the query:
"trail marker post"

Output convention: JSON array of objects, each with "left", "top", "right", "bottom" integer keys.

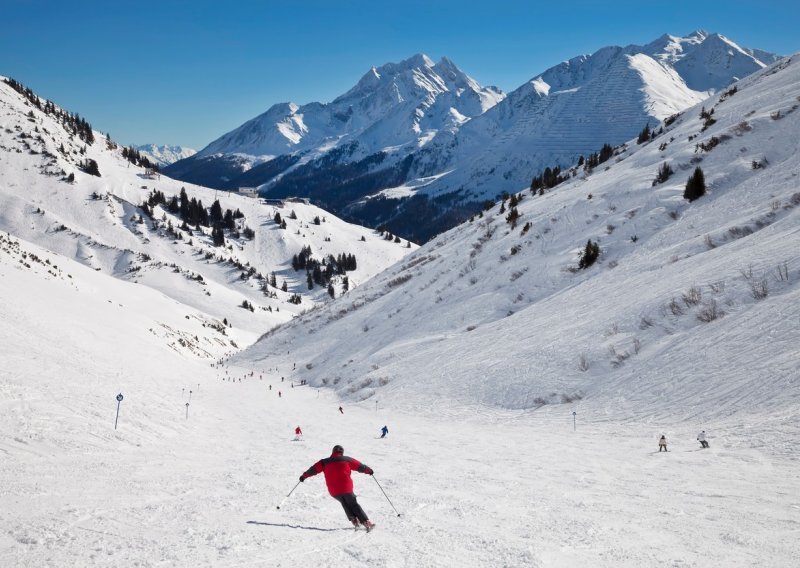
[
  {"left": 185, "top": 402, "right": 190, "bottom": 420},
  {"left": 573, "top": 411, "right": 577, "bottom": 432},
  {"left": 115, "top": 393, "right": 124, "bottom": 430},
  {"left": 189, "top": 390, "right": 193, "bottom": 402},
  {"left": 375, "top": 400, "right": 378, "bottom": 412}
]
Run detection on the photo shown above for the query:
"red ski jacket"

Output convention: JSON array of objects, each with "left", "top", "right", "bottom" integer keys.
[{"left": 301, "top": 452, "right": 373, "bottom": 496}]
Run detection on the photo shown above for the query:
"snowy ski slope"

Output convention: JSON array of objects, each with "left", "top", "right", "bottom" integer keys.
[{"left": 1, "top": 53, "right": 799, "bottom": 567}]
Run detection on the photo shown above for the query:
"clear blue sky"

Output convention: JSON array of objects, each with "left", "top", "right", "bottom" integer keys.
[{"left": 1, "top": 0, "right": 797, "bottom": 149}]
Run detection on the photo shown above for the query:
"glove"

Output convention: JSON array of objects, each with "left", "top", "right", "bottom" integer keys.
[
  {"left": 365, "top": 468, "right": 374, "bottom": 475},
  {"left": 299, "top": 475, "right": 305, "bottom": 482}
]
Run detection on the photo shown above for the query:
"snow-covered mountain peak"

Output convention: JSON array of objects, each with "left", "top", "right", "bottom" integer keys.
[
  {"left": 336, "top": 53, "right": 483, "bottom": 104},
  {"left": 179, "top": 54, "right": 505, "bottom": 173},
  {"left": 135, "top": 144, "right": 196, "bottom": 167},
  {"left": 688, "top": 28, "right": 709, "bottom": 41},
  {"left": 167, "top": 31, "right": 782, "bottom": 245},
  {"left": 398, "top": 52, "right": 435, "bottom": 69}
]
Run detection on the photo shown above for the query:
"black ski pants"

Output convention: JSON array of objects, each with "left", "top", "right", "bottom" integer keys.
[{"left": 334, "top": 493, "right": 369, "bottom": 523}]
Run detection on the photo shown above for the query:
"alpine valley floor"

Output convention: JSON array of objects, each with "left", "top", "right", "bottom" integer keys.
[{"left": 2, "top": 362, "right": 798, "bottom": 567}]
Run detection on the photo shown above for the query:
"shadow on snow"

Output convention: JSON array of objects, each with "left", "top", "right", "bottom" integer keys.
[{"left": 247, "top": 521, "right": 349, "bottom": 532}]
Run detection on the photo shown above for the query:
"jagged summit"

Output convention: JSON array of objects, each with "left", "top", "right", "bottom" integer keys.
[
  {"left": 165, "top": 31, "right": 782, "bottom": 244},
  {"left": 189, "top": 52, "right": 503, "bottom": 163}
]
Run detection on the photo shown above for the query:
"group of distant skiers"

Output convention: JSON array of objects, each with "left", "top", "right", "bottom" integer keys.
[
  {"left": 658, "top": 430, "right": 710, "bottom": 452},
  {"left": 293, "top": 424, "right": 388, "bottom": 441}
]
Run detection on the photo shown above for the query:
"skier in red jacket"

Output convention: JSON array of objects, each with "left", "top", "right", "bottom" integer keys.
[{"left": 299, "top": 444, "right": 376, "bottom": 531}]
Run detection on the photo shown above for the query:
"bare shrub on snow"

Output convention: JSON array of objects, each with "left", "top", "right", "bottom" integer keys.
[
  {"left": 773, "top": 262, "right": 790, "bottom": 283},
  {"left": 749, "top": 277, "right": 769, "bottom": 300},
  {"left": 610, "top": 349, "right": 631, "bottom": 368},
  {"left": 510, "top": 268, "right": 528, "bottom": 282},
  {"left": 577, "top": 353, "right": 590, "bottom": 372},
  {"left": 682, "top": 286, "right": 702, "bottom": 307},
  {"left": 728, "top": 225, "right": 754, "bottom": 239},
  {"left": 697, "top": 300, "right": 725, "bottom": 323},
  {"left": 666, "top": 297, "right": 684, "bottom": 316},
  {"left": 709, "top": 281, "right": 726, "bottom": 294},
  {"left": 459, "top": 258, "right": 477, "bottom": 277},
  {"left": 386, "top": 273, "right": 413, "bottom": 288},
  {"left": 732, "top": 121, "right": 752, "bottom": 135}
]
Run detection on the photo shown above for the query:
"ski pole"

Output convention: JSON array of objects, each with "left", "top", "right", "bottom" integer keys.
[
  {"left": 372, "top": 476, "right": 401, "bottom": 517},
  {"left": 276, "top": 481, "right": 301, "bottom": 510}
]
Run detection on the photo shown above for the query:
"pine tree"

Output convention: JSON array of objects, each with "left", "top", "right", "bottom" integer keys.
[
  {"left": 327, "top": 283, "right": 335, "bottom": 298},
  {"left": 598, "top": 143, "right": 614, "bottom": 163},
  {"left": 505, "top": 207, "right": 520, "bottom": 228},
  {"left": 578, "top": 240, "right": 600, "bottom": 269},
  {"left": 652, "top": 162, "right": 674, "bottom": 186},
  {"left": 684, "top": 167, "right": 706, "bottom": 202},
  {"left": 210, "top": 200, "right": 223, "bottom": 224},
  {"left": 81, "top": 159, "right": 101, "bottom": 177},
  {"left": 637, "top": 124, "right": 651, "bottom": 144},
  {"left": 212, "top": 225, "right": 225, "bottom": 246},
  {"left": 223, "top": 209, "right": 234, "bottom": 230},
  {"left": 179, "top": 188, "right": 189, "bottom": 220}
]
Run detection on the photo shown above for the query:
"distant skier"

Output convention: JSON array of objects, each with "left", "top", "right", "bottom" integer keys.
[
  {"left": 339, "top": 406, "right": 344, "bottom": 414},
  {"left": 697, "top": 430, "right": 709, "bottom": 448},
  {"left": 294, "top": 426, "right": 302, "bottom": 441},
  {"left": 299, "top": 445, "right": 375, "bottom": 531},
  {"left": 278, "top": 391, "right": 282, "bottom": 398},
  {"left": 380, "top": 425, "right": 388, "bottom": 439},
  {"left": 658, "top": 435, "right": 668, "bottom": 452}
]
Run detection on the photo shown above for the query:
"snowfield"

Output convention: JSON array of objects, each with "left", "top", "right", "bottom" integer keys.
[{"left": 1, "top": 49, "right": 800, "bottom": 568}]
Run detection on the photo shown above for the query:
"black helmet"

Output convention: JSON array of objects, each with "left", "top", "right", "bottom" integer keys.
[{"left": 332, "top": 444, "right": 344, "bottom": 455}]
